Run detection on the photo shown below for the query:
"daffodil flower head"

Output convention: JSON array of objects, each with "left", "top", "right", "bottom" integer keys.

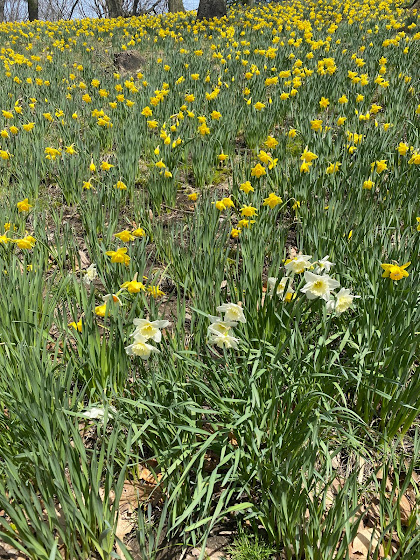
[
  {"left": 216, "top": 303, "right": 246, "bottom": 323},
  {"left": 83, "top": 263, "right": 97, "bottom": 286},
  {"left": 314, "top": 256, "right": 335, "bottom": 274},
  {"left": 208, "top": 331, "right": 240, "bottom": 350},
  {"left": 326, "top": 288, "right": 359, "bottom": 314},
  {"left": 121, "top": 273, "right": 145, "bottom": 294},
  {"left": 131, "top": 318, "right": 170, "bottom": 342},
  {"left": 105, "top": 247, "right": 130, "bottom": 265},
  {"left": 17, "top": 198, "right": 32, "bottom": 212},
  {"left": 284, "top": 255, "right": 313, "bottom": 274},
  {"left": 300, "top": 271, "right": 340, "bottom": 301},
  {"left": 381, "top": 262, "right": 410, "bottom": 281},
  {"left": 125, "top": 337, "right": 160, "bottom": 359},
  {"left": 207, "top": 318, "right": 236, "bottom": 338},
  {"left": 114, "top": 230, "right": 135, "bottom": 243},
  {"left": 69, "top": 319, "right": 83, "bottom": 332},
  {"left": 263, "top": 193, "right": 282, "bottom": 209}
]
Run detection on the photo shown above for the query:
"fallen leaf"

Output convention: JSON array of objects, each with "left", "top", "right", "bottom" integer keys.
[
  {"left": 349, "top": 528, "right": 383, "bottom": 559},
  {"left": 115, "top": 516, "right": 134, "bottom": 560},
  {"left": 398, "top": 494, "right": 413, "bottom": 526}
]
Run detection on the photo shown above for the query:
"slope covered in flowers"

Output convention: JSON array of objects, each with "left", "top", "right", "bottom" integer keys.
[{"left": 0, "top": 1, "right": 419, "bottom": 558}]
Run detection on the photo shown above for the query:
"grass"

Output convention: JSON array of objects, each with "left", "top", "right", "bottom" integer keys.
[{"left": 226, "top": 533, "right": 275, "bottom": 560}]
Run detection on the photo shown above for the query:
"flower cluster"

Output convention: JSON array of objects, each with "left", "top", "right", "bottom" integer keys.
[
  {"left": 270, "top": 253, "right": 359, "bottom": 315},
  {"left": 207, "top": 303, "right": 246, "bottom": 349},
  {"left": 125, "top": 318, "right": 170, "bottom": 359}
]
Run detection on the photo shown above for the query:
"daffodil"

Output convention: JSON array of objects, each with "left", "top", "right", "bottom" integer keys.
[
  {"left": 65, "top": 144, "right": 77, "bottom": 155},
  {"left": 114, "top": 230, "right": 135, "bottom": 243},
  {"left": 130, "top": 318, "right": 170, "bottom": 342},
  {"left": 105, "top": 247, "right": 130, "bottom": 265},
  {"left": 69, "top": 320, "right": 83, "bottom": 332},
  {"left": 251, "top": 163, "right": 266, "bottom": 178},
  {"left": 326, "top": 288, "right": 358, "bottom": 314},
  {"left": 409, "top": 152, "right": 420, "bottom": 165},
  {"left": 310, "top": 119, "right": 323, "bottom": 132},
  {"left": 240, "top": 205, "right": 257, "bottom": 217},
  {"left": 147, "top": 285, "right": 165, "bottom": 298},
  {"left": 103, "top": 294, "right": 122, "bottom": 306},
  {"left": 253, "top": 101, "right": 266, "bottom": 111},
  {"left": 240, "top": 181, "right": 254, "bottom": 194},
  {"left": 301, "top": 271, "right": 340, "bottom": 301},
  {"left": 326, "top": 162, "right": 341, "bottom": 175},
  {"left": 208, "top": 331, "right": 240, "bottom": 349},
  {"left": 319, "top": 96, "right": 330, "bottom": 109},
  {"left": 263, "top": 193, "right": 282, "bottom": 209},
  {"left": 83, "top": 263, "right": 97, "bottom": 286},
  {"left": 300, "top": 147, "right": 318, "bottom": 163},
  {"left": 12, "top": 235, "right": 36, "bottom": 250},
  {"left": 284, "top": 255, "right": 312, "bottom": 274},
  {"left": 216, "top": 302, "right": 246, "bottom": 323},
  {"left": 363, "top": 179, "right": 374, "bottom": 190},
  {"left": 372, "top": 160, "right": 388, "bottom": 174},
  {"left": 121, "top": 273, "right": 145, "bottom": 294},
  {"left": 381, "top": 262, "right": 410, "bottom": 281},
  {"left": 264, "top": 136, "right": 278, "bottom": 149},
  {"left": 17, "top": 198, "right": 32, "bottom": 212}
]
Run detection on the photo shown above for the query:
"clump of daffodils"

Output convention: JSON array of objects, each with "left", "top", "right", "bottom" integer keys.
[
  {"left": 207, "top": 303, "right": 246, "bottom": 350},
  {"left": 125, "top": 318, "right": 170, "bottom": 360},
  {"left": 271, "top": 253, "right": 358, "bottom": 315}
]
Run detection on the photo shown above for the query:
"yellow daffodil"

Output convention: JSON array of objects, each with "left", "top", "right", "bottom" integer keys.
[
  {"left": 69, "top": 320, "right": 82, "bottom": 332},
  {"left": 240, "top": 205, "right": 257, "bottom": 217},
  {"left": 240, "top": 181, "right": 254, "bottom": 194},
  {"left": 105, "top": 247, "right": 130, "bottom": 265},
  {"left": 17, "top": 198, "right": 32, "bottom": 212},
  {"left": 381, "top": 262, "right": 410, "bottom": 281},
  {"left": 115, "top": 230, "right": 135, "bottom": 243},
  {"left": 251, "top": 163, "right": 266, "bottom": 178},
  {"left": 263, "top": 193, "right": 282, "bottom": 209}
]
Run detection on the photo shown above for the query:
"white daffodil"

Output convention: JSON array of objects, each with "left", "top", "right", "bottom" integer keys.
[
  {"left": 284, "top": 255, "right": 313, "bottom": 274},
  {"left": 300, "top": 271, "right": 340, "bottom": 301},
  {"left": 208, "top": 331, "right": 240, "bottom": 349},
  {"left": 207, "top": 319, "right": 237, "bottom": 337},
  {"left": 125, "top": 337, "right": 160, "bottom": 359},
  {"left": 131, "top": 318, "right": 170, "bottom": 342},
  {"left": 326, "top": 288, "right": 358, "bottom": 314},
  {"left": 314, "top": 255, "right": 335, "bottom": 274},
  {"left": 83, "top": 263, "right": 97, "bottom": 286},
  {"left": 267, "top": 276, "right": 295, "bottom": 300},
  {"left": 216, "top": 302, "right": 246, "bottom": 323}
]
